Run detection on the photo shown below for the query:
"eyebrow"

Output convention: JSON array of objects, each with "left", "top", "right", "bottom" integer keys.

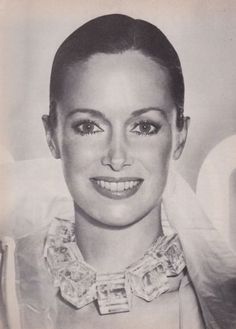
[
  {"left": 66, "top": 106, "right": 166, "bottom": 121},
  {"left": 66, "top": 108, "right": 109, "bottom": 122},
  {"left": 131, "top": 107, "right": 166, "bottom": 117}
]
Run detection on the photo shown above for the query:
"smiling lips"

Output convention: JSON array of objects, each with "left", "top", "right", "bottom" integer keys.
[{"left": 90, "top": 177, "right": 143, "bottom": 200}]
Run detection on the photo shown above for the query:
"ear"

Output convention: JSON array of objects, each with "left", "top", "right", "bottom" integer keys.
[
  {"left": 172, "top": 117, "right": 190, "bottom": 160},
  {"left": 42, "top": 115, "right": 61, "bottom": 159}
]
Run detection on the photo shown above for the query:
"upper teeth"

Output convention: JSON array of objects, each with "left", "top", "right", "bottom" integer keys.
[{"left": 95, "top": 180, "right": 140, "bottom": 192}]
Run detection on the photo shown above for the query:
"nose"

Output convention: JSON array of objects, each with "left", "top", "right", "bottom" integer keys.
[{"left": 101, "top": 133, "right": 133, "bottom": 171}]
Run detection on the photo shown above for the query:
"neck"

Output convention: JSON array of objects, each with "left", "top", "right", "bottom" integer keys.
[{"left": 74, "top": 205, "right": 163, "bottom": 273}]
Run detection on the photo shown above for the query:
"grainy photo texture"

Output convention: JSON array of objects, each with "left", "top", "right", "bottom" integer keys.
[{"left": 0, "top": 1, "right": 236, "bottom": 329}]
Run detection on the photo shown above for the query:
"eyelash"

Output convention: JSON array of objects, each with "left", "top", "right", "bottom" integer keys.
[
  {"left": 71, "top": 120, "right": 104, "bottom": 135},
  {"left": 130, "top": 120, "right": 161, "bottom": 136},
  {"left": 71, "top": 119, "right": 161, "bottom": 137}
]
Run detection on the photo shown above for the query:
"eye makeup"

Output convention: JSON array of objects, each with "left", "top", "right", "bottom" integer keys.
[
  {"left": 130, "top": 120, "right": 161, "bottom": 136},
  {"left": 71, "top": 119, "right": 104, "bottom": 136}
]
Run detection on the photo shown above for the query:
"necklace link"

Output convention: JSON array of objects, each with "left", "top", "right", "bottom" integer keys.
[{"left": 44, "top": 218, "right": 185, "bottom": 315}]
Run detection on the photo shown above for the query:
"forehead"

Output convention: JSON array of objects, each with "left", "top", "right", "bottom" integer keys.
[{"left": 58, "top": 50, "right": 175, "bottom": 118}]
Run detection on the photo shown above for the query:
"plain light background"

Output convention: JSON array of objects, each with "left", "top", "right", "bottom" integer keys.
[{"left": 1, "top": 0, "right": 236, "bottom": 188}]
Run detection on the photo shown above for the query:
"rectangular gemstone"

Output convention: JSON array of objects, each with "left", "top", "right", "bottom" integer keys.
[
  {"left": 59, "top": 262, "right": 96, "bottom": 308},
  {"left": 96, "top": 272, "right": 131, "bottom": 314},
  {"left": 127, "top": 255, "right": 169, "bottom": 301},
  {"left": 48, "top": 219, "right": 76, "bottom": 243},
  {"left": 147, "top": 234, "right": 185, "bottom": 276}
]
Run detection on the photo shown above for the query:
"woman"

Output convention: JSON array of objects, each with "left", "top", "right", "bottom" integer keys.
[{"left": 1, "top": 14, "right": 236, "bottom": 329}]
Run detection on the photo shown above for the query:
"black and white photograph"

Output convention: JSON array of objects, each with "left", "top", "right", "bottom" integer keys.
[{"left": 0, "top": 1, "right": 236, "bottom": 328}]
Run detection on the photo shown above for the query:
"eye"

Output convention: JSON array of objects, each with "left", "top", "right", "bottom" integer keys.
[
  {"left": 71, "top": 120, "right": 104, "bottom": 135},
  {"left": 130, "top": 120, "right": 161, "bottom": 136}
]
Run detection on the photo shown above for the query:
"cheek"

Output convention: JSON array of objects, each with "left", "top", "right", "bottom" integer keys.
[
  {"left": 59, "top": 138, "right": 98, "bottom": 198},
  {"left": 59, "top": 134, "right": 102, "bottom": 171},
  {"left": 133, "top": 128, "right": 173, "bottom": 174}
]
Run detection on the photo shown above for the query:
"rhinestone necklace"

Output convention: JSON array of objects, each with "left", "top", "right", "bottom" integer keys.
[{"left": 44, "top": 218, "right": 185, "bottom": 315}]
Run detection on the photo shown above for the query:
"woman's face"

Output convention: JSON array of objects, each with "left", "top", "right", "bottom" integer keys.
[{"left": 46, "top": 50, "right": 186, "bottom": 227}]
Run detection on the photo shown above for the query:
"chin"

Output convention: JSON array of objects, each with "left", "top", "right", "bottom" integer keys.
[
  {"left": 88, "top": 203, "right": 152, "bottom": 228},
  {"left": 73, "top": 186, "right": 160, "bottom": 228}
]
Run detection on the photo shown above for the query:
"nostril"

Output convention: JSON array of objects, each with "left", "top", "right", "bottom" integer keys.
[
  {"left": 110, "top": 159, "right": 127, "bottom": 171},
  {"left": 101, "top": 153, "right": 133, "bottom": 171},
  {"left": 101, "top": 139, "right": 133, "bottom": 170}
]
